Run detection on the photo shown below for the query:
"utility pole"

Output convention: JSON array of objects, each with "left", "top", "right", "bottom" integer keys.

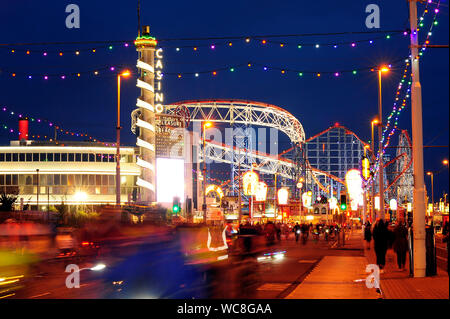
[{"left": 409, "top": 0, "right": 426, "bottom": 278}]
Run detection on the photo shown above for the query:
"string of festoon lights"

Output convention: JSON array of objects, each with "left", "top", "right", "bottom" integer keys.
[
  {"left": 0, "top": 65, "right": 131, "bottom": 81},
  {"left": 0, "top": 105, "right": 116, "bottom": 146},
  {"left": 168, "top": 58, "right": 406, "bottom": 79},
  {"left": 0, "top": 30, "right": 406, "bottom": 57},
  {"left": 365, "top": 0, "right": 441, "bottom": 189}
]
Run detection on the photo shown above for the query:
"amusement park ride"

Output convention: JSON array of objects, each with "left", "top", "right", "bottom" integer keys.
[{"left": 128, "top": 25, "right": 414, "bottom": 220}]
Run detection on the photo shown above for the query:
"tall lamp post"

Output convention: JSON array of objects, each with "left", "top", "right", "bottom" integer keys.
[
  {"left": 377, "top": 66, "right": 389, "bottom": 220},
  {"left": 202, "top": 121, "right": 213, "bottom": 223},
  {"left": 371, "top": 118, "right": 379, "bottom": 222},
  {"left": 116, "top": 70, "right": 131, "bottom": 206}
]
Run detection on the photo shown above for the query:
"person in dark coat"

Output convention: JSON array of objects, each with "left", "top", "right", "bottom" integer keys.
[
  {"left": 364, "top": 221, "right": 372, "bottom": 250},
  {"left": 372, "top": 218, "right": 389, "bottom": 272},
  {"left": 392, "top": 218, "right": 408, "bottom": 271}
]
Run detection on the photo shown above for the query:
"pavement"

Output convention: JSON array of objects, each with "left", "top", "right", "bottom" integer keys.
[{"left": 286, "top": 228, "right": 449, "bottom": 299}]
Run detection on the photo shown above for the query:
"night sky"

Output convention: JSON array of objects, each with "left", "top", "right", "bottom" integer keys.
[{"left": 0, "top": 1, "right": 448, "bottom": 198}]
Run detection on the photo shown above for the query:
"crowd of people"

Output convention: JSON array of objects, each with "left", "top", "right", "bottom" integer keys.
[
  {"left": 363, "top": 218, "right": 449, "bottom": 274},
  {"left": 226, "top": 220, "right": 343, "bottom": 246}
]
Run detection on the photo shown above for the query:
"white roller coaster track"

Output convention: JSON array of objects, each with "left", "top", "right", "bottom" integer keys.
[{"left": 165, "top": 99, "right": 305, "bottom": 144}]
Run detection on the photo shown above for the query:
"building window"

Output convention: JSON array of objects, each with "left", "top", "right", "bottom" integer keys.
[
  {"left": 96, "top": 175, "right": 101, "bottom": 186},
  {"left": 25, "top": 153, "right": 31, "bottom": 161},
  {"left": 40, "top": 153, "right": 46, "bottom": 161},
  {"left": 19, "top": 153, "right": 25, "bottom": 161},
  {"left": 68, "top": 153, "right": 74, "bottom": 162},
  {"left": 54, "top": 153, "right": 60, "bottom": 161},
  {"left": 0, "top": 154, "right": 4, "bottom": 161},
  {"left": 0, "top": 175, "right": 4, "bottom": 185},
  {"left": 33, "top": 153, "right": 39, "bottom": 162},
  {"left": 61, "top": 175, "right": 68, "bottom": 185},
  {"left": 54, "top": 175, "right": 60, "bottom": 185},
  {"left": 89, "top": 154, "right": 95, "bottom": 162},
  {"left": 47, "top": 153, "right": 54, "bottom": 161},
  {"left": 10, "top": 153, "right": 17, "bottom": 161},
  {"left": 75, "top": 153, "right": 81, "bottom": 162},
  {"left": 6, "top": 153, "right": 11, "bottom": 161},
  {"left": 82, "top": 153, "right": 88, "bottom": 162},
  {"left": 61, "top": 153, "right": 67, "bottom": 161},
  {"left": 89, "top": 175, "right": 95, "bottom": 185}
]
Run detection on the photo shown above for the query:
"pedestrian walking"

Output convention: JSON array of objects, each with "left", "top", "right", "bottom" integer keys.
[
  {"left": 393, "top": 218, "right": 408, "bottom": 271},
  {"left": 372, "top": 218, "right": 389, "bottom": 273},
  {"left": 364, "top": 221, "right": 372, "bottom": 250}
]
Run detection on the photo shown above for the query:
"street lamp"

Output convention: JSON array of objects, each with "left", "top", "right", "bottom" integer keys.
[
  {"left": 377, "top": 66, "right": 389, "bottom": 220},
  {"left": 116, "top": 70, "right": 131, "bottom": 206},
  {"left": 370, "top": 118, "right": 379, "bottom": 222},
  {"left": 202, "top": 121, "right": 213, "bottom": 223}
]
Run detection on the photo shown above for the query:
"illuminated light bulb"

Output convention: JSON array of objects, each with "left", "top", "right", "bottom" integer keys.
[
  {"left": 230, "top": 68, "right": 234, "bottom": 72},
  {"left": 369, "top": 40, "right": 373, "bottom": 44},
  {"left": 11, "top": 49, "right": 15, "bottom": 53},
  {"left": 351, "top": 43, "right": 356, "bottom": 47},
  {"left": 315, "top": 44, "right": 319, "bottom": 48},
  {"left": 245, "top": 38, "right": 250, "bottom": 43},
  {"left": 297, "top": 44, "right": 302, "bottom": 49},
  {"left": 109, "top": 45, "right": 113, "bottom": 50},
  {"left": 43, "top": 52, "right": 47, "bottom": 56},
  {"left": 26, "top": 51, "right": 30, "bottom": 54},
  {"left": 195, "top": 73, "right": 199, "bottom": 77},
  {"left": 317, "top": 73, "right": 321, "bottom": 77},
  {"left": 352, "top": 70, "right": 357, "bottom": 75},
  {"left": 280, "top": 43, "right": 284, "bottom": 47},
  {"left": 124, "top": 43, "right": 129, "bottom": 47},
  {"left": 386, "top": 35, "right": 390, "bottom": 39},
  {"left": 247, "top": 63, "right": 251, "bottom": 67},
  {"left": 434, "top": 21, "right": 438, "bottom": 25},
  {"left": 334, "top": 72, "right": 339, "bottom": 77},
  {"left": 298, "top": 72, "right": 303, "bottom": 76},
  {"left": 92, "top": 49, "right": 96, "bottom": 53},
  {"left": 178, "top": 74, "right": 182, "bottom": 78},
  {"left": 333, "top": 45, "right": 337, "bottom": 48},
  {"left": 263, "top": 66, "right": 268, "bottom": 71},
  {"left": 12, "top": 73, "right": 16, "bottom": 77},
  {"left": 44, "top": 76, "right": 48, "bottom": 80},
  {"left": 176, "top": 47, "right": 180, "bottom": 51},
  {"left": 61, "top": 75, "right": 66, "bottom": 79},
  {"left": 77, "top": 73, "right": 81, "bottom": 77},
  {"left": 435, "top": 9, "right": 439, "bottom": 13},
  {"left": 94, "top": 71, "right": 98, "bottom": 75},
  {"left": 28, "top": 75, "right": 32, "bottom": 79},
  {"left": 281, "top": 70, "right": 285, "bottom": 74},
  {"left": 262, "top": 40, "right": 267, "bottom": 44},
  {"left": 110, "top": 67, "right": 115, "bottom": 71},
  {"left": 228, "top": 42, "right": 232, "bottom": 46},
  {"left": 212, "top": 71, "right": 217, "bottom": 76},
  {"left": 75, "top": 51, "right": 80, "bottom": 55},
  {"left": 193, "top": 47, "right": 197, "bottom": 51},
  {"left": 210, "top": 44, "right": 215, "bottom": 49}
]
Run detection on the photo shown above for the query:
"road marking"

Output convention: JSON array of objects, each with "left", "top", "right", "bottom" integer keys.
[
  {"left": 30, "top": 292, "right": 51, "bottom": 298},
  {"left": 257, "top": 283, "right": 291, "bottom": 291},
  {"left": 298, "top": 259, "right": 317, "bottom": 263}
]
